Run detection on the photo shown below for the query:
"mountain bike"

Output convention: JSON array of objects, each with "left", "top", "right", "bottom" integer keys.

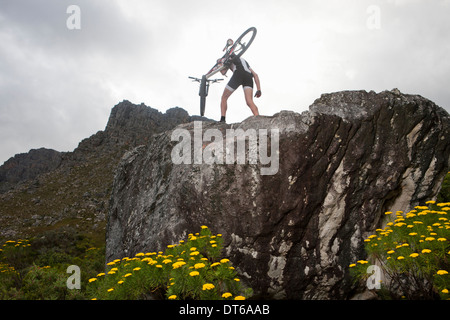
[{"left": 189, "top": 27, "right": 257, "bottom": 116}]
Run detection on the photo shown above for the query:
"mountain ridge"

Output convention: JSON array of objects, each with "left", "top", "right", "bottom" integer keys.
[{"left": 0, "top": 100, "right": 206, "bottom": 240}]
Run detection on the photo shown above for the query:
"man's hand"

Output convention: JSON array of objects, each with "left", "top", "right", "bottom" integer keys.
[{"left": 254, "top": 90, "right": 262, "bottom": 98}]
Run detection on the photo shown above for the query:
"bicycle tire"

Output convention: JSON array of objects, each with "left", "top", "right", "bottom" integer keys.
[
  {"left": 200, "top": 95, "right": 206, "bottom": 117},
  {"left": 199, "top": 75, "right": 207, "bottom": 116},
  {"left": 230, "top": 27, "right": 257, "bottom": 59}
]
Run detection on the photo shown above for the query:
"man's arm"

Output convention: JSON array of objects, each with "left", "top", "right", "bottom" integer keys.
[{"left": 250, "top": 68, "right": 261, "bottom": 97}]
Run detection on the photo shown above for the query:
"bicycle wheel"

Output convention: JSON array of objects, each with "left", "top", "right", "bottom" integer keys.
[
  {"left": 230, "top": 27, "right": 257, "bottom": 59},
  {"left": 199, "top": 75, "right": 207, "bottom": 116}
]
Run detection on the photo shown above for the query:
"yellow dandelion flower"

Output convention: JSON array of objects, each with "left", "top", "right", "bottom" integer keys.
[
  {"left": 438, "top": 238, "right": 447, "bottom": 242},
  {"left": 442, "top": 289, "right": 449, "bottom": 294},
  {"left": 189, "top": 271, "right": 199, "bottom": 277},
  {"left": 234, "top": 296, "right": 246, "bottom": 300},
  {"left": 202, "top": 283, "right": 215, "bottom": 291},
  {"left": 437, "top": 202, "right": 450, "bottom": 207},
  {"left": 357, "top": 260, "right": 369, "bottom": 264},
  {"left": 222, "top": 292, "right": 232, "bottom": 298},
  {"left": 436, "top": 270, "right": 448, "bottom": 275},
  {"left": 124, "top": 273, "right": 132, "bottom": 277},
  {"left": 133, "top": 267, "right": 141, "bottom": 271},
  {"left": 172, "top": 261, "right": 186, "bottom": 269},
  {"left": 168, "top": 295, "right": 177, "bottom": 300},
  {"left": 349, "top": 264, "right": 356, "bottom": 268},
  {"left": 88, "top": 278, "right": 97, "bottom": 283},
  {"left": 409, "top": 253, "right": 419, "bottom": 258},
  {"left": 220, "top": 259, "right": 230, "bottom": 264},
  {"left": 397, "top": 256, "right": 405, "bottom": 260},
  {"left": 211, "top": 262, "right": 220, "bottom": 267},
  {"left": 107, "top": 288, "right": 114, "bottom": 292},
  {"left": 432, "top": 223, "right": 441, "bottom": 227},
  {"left": 201, "top": 225, "right": 208, "bottom": 229},
  {"left": 194, "top": 263, "right": 206, "bottom": 269},
  {"left": 421, "top": 249, "right": 432, "bottom": 254}
]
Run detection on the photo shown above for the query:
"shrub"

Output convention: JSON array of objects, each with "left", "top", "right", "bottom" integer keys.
[
  {"left": 19, "top": 265, "right": 68, "bottom": 300},
  {"left": 350, "top": 201, "right": 450, "bottom": 299},
  {"left": 88, "top": 226, "right": 253, "bottom": 300},
  {"left": 438, "top": 172, "right": 450, "bottom": 203},
  {"left": 0, "top": 234, "right": 105, "bottom": 299}
]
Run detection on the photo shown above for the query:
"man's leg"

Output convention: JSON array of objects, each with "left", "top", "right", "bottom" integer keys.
[
  {"left": 244, "top": 87, "right": 259, "bottom": 116},
  {"left": 221, "top": 87, "right": 234, "bottom": 121}
]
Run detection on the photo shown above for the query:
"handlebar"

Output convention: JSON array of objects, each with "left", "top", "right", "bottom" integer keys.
[
  {"left": 188, "top": 76, "right": 201, "bottom": 82},
  {"left": 188, "top": 76, "right": 223, "bottom": 83}
]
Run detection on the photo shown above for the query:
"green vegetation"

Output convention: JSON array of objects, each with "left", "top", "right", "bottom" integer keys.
[
  {"left": 438, "top": 171, "right": 450, "bottom": 203},
  {"left": 0, "top": 226, "right": 251, "bottom": 300},
  {"left": 0, "top": 227, "right": 104, "bottom": 299},
  {"left": 350, "top": 200, "right": 449, "bottom": 299},
  {"left": 87, "top": 226, "right": 252, "bottom": 300}
]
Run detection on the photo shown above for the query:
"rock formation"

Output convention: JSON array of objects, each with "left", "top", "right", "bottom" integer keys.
[
  {"left": 0, "top": 148, "right": 62, "bottom": 192},
  {"left": 105, "top": 89, "right": 450, "bottom": 299}
]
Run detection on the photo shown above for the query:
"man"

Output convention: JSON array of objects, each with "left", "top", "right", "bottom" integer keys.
[{"left": 219, "top": 54, "right": 261, "bottom": 123}]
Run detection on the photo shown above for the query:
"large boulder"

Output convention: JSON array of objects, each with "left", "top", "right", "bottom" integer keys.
[{"left": 105, "top": 90, "right": 450, "bottom": 299}]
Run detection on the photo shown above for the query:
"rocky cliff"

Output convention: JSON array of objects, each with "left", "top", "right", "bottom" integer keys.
[
  {"left": 0, "top": 148, "right": 62, "bottom": 193},
  {"left": 105, "top": 89, "right": 450, "bottom": 299}
]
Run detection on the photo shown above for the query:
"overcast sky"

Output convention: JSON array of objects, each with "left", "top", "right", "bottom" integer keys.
[{"left": 1, "top": 0, "right": 449, "bottom": 164}]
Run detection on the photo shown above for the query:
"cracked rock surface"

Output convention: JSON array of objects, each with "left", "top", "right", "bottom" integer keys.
[{"left": 106, "top": 90, "right": 450, "bottom": 299}]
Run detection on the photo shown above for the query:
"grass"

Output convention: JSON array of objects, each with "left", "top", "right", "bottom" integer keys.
[
  {"left": 0, "top": 226, "right": 252, "bottom": 300},
  {"left": 350, "top": 199, "right": 450, "bottom": 299}
]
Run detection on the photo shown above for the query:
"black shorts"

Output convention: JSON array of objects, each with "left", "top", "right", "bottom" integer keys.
[{"left": 226, "top": 71, "right": 253, "bottom": 92}]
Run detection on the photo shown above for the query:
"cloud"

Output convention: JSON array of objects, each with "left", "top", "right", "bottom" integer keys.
[{"left": 0, "top": 0, "right": 449, "bottom": 165}]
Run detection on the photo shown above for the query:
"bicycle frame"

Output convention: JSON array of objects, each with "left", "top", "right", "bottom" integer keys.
[{"left": 189, "top": 27, "right": 257, "bottom": 116}]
